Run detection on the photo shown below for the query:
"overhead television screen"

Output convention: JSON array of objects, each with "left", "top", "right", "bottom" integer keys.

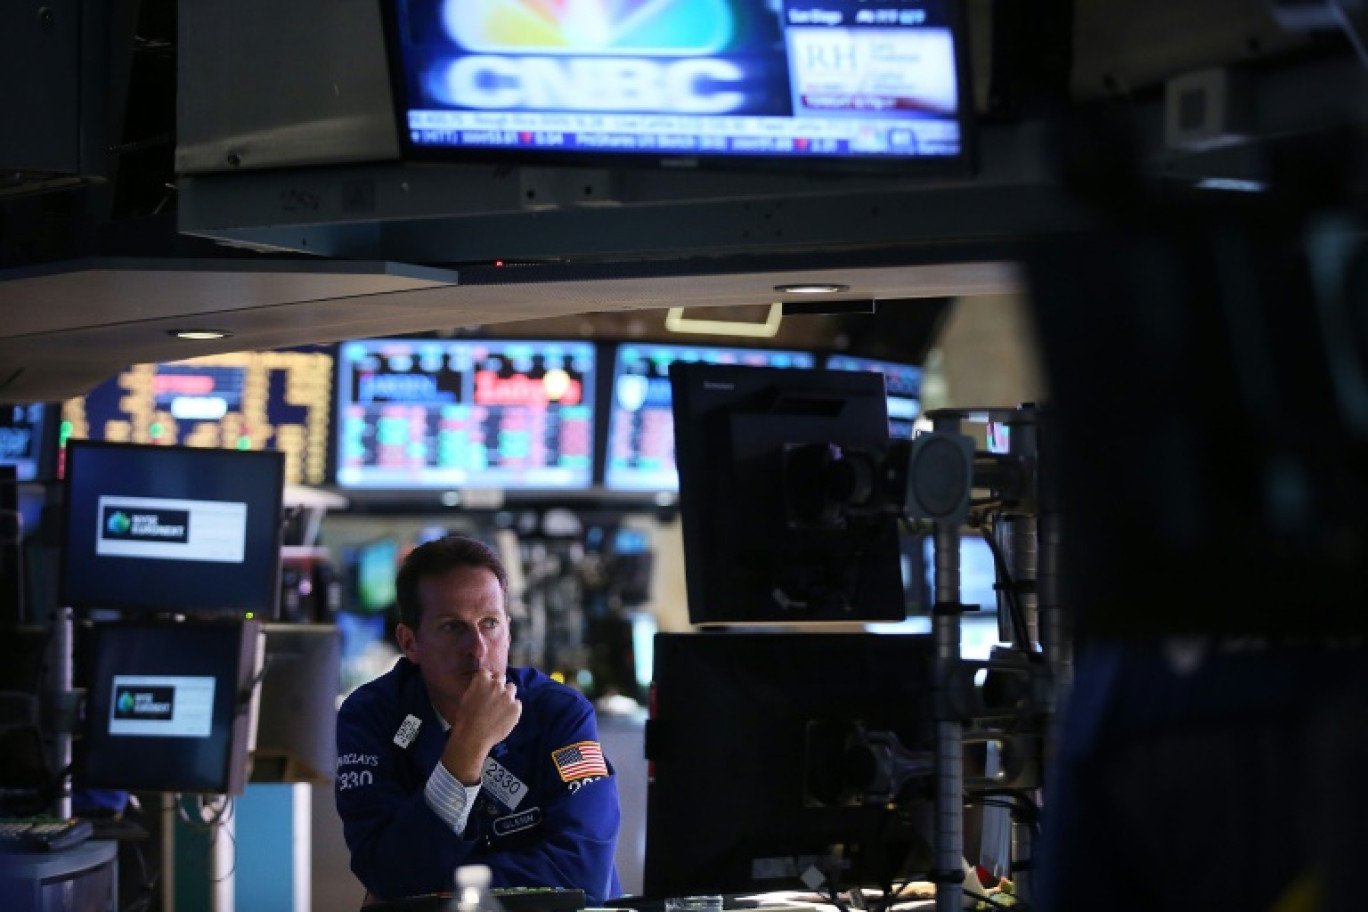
[
  {"left": 605, "top": 344, "right": 815, "bottom": 492},
  {"left": 826, "top": 353, "right": 923, "bottom": 439},
  {"left": 60, "top": 350, "right": 334, "bottom": 486},
  {"left": 61, "top": 441, "right": 285, "bottom": 617},
  {"left": 336, "top": 338, "right": 595, "bottom": 490},
  {"left": 383, "top": 0, "right": 970, "bottom": 169}
]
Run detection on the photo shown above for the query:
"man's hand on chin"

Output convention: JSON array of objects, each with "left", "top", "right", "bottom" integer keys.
[{"left": 442, "top": 672, "right": 523, "bottom": 784}]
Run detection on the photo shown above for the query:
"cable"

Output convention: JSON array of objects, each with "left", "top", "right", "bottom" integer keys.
[{"left": 975, "top": 518, "right": 1038, "bottom": 661}]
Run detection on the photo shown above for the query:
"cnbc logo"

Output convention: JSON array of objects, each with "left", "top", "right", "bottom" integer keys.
[
  {"left": 433, "top": 0, "right": 745, "bottom": 113},
  {"left": 106, "top": 511, "right": 132, "bottom": 535},
  {"left": 445, "top": 0, "right": 735, "bottom": 55}
]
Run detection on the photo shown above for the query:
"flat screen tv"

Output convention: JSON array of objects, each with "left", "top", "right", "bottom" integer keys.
[
  {"left": 604, "top": 344, "right": 815, "bottom": 492},
  {"left": 381, "top": 0, "right": 972, "bottom": 171},
  {"left": 335, "top": 338, "right": 595, "bottom": 491},
  {"left": 61, "top": 441, "right": 285, "bottom": 618},
  {"left": 825, "top": 354, "right": 923, "bottom": 439},
  {"left": 80, "top": 620, "right": 262, "bottom": 795}
]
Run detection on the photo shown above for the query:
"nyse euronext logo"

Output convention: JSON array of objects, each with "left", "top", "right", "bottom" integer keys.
[
  {"left": 106, "top": 511, "right": 132, "bottom": 535},
  {"left": 446, "top": 0, "right": 734, "bottom": 56},
  {"left": 117, "top": 691, "right": 136, "bottom": 714}
]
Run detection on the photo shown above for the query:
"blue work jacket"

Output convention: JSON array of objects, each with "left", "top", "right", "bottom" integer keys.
[{"left": 335, "top": 660, "right": 622, "bottom": 904}]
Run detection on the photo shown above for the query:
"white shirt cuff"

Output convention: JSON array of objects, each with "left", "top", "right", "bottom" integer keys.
[{"left": 424, "top": 762, "right": 482, "bottom": 835}]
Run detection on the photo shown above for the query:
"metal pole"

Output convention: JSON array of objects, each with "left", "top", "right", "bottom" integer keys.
[
  {"left": 933, "top": 521, "right": 963, "bottom": 912},
  {"left": 53, "top": 607, "right": 73, "bottom": 819}
]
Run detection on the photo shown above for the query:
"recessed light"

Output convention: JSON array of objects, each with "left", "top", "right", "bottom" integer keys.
[
  {"left": 168, "top": 329, "right": 233, "bottom": 341},
  {"left": 773, "top": 283, "right": 850, "bottom": 294}
]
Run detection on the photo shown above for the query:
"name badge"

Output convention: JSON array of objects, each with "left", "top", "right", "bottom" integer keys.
[
  {"left": 482, "top": 756, "right": 528, "bottom": 811},
  {"left": 393, "top": 714, "right": 422, "bottom": 748},
  {"left": 492, "top": 806, "right": 542, "bottom": 837}
]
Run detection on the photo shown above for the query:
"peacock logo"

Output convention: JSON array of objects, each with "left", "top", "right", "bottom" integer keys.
[
  {"left": 106, "top": 511, "right": 132, "bottom": 535},
  {"left": 444, "top": 0, "right": 735, "bottom": 56}
]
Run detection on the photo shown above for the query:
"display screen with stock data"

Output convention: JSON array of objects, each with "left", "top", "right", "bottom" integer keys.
[
  {"left": 60, "top": 350, "right": 333, "bottom": 486},
  {"left": 605, "top": 344, "right": 815, "bottom": 492},
  {"left": 335, "top": 338, "right": 595, "bottom": 489},
  {"left": 384, "top": 0, "right": 968, "bottom": 167},
  {"left": 825, "top": 353, "right": 923, "bottom": 439}
]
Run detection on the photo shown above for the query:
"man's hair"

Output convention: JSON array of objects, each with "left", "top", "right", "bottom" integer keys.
[{"left": 395, "top": 534, "right": 510, "bottom": 630}]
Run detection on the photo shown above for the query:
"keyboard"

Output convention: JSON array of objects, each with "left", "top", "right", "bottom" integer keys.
[
  {"left": 363, "top": 888, "right": 586, "bottom": 912},
  {"left": 0, "top": 817, "right": 94, "bottom": 852}
]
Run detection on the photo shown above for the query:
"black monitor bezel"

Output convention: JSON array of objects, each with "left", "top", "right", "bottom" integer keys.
[{"left": 378, "top": 0, "right": 977, "bottom": 177}]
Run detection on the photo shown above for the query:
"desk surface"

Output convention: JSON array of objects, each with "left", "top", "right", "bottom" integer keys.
[{"left": 0, "top": 839, "right": 118, "bottom": 877}]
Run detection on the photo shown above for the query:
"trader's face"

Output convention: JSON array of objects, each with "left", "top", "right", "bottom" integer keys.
[{"left": 397, "top": 566, "right": 510, "bottom": 711}]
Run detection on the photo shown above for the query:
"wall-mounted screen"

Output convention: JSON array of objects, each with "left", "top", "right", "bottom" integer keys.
[
  {"left": 382, "top": 0, "right": 970, "bottom": 171},
  {"left": 0, "top": 404, "right": 54, "bottom": 482},
  {"left": 61, "top": 441, "right": 285, "bottom": 617},
  {"left": 335, "top": 338, "right": 595, "bottom": 490},
  {"left": 605, "top": 344, "right": 815, "bottom": 492},
  {"left": 61, "top": 350, "right": 334, "bottom": 486},
  {"left": 825, "top": 353, "right": 923, "bottom": 439}
]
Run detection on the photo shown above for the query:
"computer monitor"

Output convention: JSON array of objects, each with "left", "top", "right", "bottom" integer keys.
[
  {"left": 80, "top": 620, "right": 262, "bottom": 795},
  {"left": 381, "top": 0, "right": 973, "bottom": 173},
  {"left": 335, "top": 338, "right": 596, "bottom": 490},
  {"left": 670, "top": 362, "right": 904, "bottom": 623},
  {"left": 645, "top": 631, "right": 935, "bottom": 896},
  {"left": 60, "top": 441, "right": 285, "bottom": 618},
  {"left": 250, "top": 624, "right": 340, "bottom": 784},
  {"left": 825, "top": 355, "right": 924, "bottom": 440},
  {"left": 605, "top": 344, "right": 816, "bottom": 492}
]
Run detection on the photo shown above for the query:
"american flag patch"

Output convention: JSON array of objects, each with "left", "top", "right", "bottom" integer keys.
[{"left": 551, "top": 741, "right": 608, "bottom": 782}]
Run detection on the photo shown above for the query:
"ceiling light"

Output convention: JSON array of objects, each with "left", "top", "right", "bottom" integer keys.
[
  {"left": 773, "top": 283, "right": 849, "bottom": 294},
  {"left": 169, "top": 329, "right": 233, "bottom": 341}
]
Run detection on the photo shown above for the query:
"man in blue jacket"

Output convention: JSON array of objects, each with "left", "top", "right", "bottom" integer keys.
[{"left": 335, "top": 535, "right": 622, "bottom": 904}]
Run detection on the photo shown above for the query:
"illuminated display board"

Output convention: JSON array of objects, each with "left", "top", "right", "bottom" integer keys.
[
  {"left": 605, "top": 344, "right": 815, "bottom": 492},
  {"left": 825, "top": 353, "right": 923, "bottom": 439},
  {"left": 335, "top": 338, "right": 595, "bottom": 490},
  {"left": 61, "top": 350, "right": 333, "bottom": 486},
  {"left": 384, "top": 0, "right": 968, "bottom": 167}
]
